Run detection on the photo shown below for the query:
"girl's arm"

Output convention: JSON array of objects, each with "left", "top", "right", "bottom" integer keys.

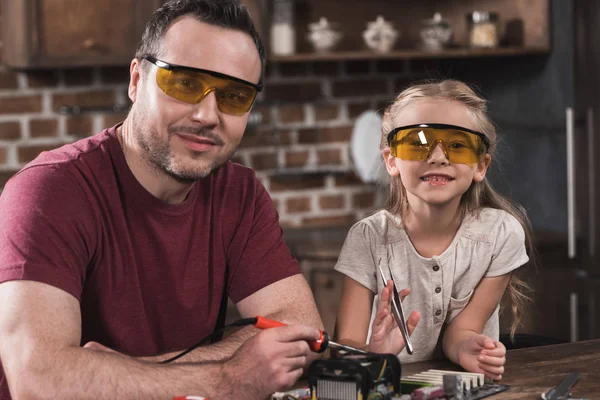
[
  {"left": 442, "top": 273, "right": 511, "bottom": 380},
  {"left": 334, "top": 276, "right": 376, "bottom": 349},
  {"left": 335, "top": 276, "right": 420, "bottom": 353}
]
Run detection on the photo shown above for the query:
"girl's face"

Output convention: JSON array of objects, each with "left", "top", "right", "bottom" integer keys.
[{"left": 382, "top": 98, "right": 491, "bottom": 208}]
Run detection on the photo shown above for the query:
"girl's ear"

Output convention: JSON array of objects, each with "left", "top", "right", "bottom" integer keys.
[
  {"left": 382, "top": 148, "right": 400, "bottom": 177},
  {"left": 473, "top": 154, "right": 492, "bottom": 182}
]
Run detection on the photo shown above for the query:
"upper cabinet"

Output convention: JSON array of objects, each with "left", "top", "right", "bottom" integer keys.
[{"left": 1, "top": 0, "right": 163, "bottom": 68}]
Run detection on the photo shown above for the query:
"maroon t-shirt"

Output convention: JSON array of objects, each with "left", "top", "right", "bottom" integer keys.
[{"left": 0, "top": 125, "right": 300, "bottom": 398}]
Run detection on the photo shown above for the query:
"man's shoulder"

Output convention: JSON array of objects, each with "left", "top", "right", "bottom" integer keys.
[
  {"left": 6, "top": 127, "right": 118, "bottom": 194},
  {"left": 18, "top": 128, "right": 116, "bottom": 174}
]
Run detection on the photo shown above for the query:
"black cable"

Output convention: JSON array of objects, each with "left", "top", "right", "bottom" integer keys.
[{"left": 160, "top": 317, "right": 258, "bottom": 364}]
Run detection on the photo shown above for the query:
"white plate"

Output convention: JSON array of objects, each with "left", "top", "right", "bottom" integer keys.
[{"left": 350, "top": 110, "right": 384, "bottom": 183}]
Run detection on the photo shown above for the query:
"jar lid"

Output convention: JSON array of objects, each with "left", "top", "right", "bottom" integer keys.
[
  {"left": 423, "top": 12, "right": 450, "bottom": 28},
  {"left": 467, "top": 11, "right": 498, "bottom": 23}
]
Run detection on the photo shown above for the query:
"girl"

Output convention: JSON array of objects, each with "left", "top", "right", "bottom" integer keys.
[{"left": 334, "top": 80, "right": 533, "bottom": 381}]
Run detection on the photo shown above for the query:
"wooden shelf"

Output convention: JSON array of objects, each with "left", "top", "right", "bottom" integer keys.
[{"left": 269, "top": 46, "right": 550, "bottom": 62}]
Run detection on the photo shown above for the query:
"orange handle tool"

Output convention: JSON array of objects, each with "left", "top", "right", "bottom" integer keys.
[{"left": 254, "top": 316, "right": 329, "bottom": 353}]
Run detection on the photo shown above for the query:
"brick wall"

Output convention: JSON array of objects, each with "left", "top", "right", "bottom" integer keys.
[{"left": 0, "top": 6, "right": 434, "bottom": 227}]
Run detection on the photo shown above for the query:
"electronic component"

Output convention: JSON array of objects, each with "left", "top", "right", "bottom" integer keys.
[
  {"left": 307, "top": 353, "right": 402, "bottom": 400},
  {"left": 402, "top": 369, "right": 509, "bottom": 400}
]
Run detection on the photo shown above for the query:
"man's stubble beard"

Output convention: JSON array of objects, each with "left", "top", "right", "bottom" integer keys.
[{"left": 130, "top": 108, "right": 237, "bottom": 183}]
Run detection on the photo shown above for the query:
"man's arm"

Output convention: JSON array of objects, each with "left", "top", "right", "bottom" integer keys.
[
  {"left": 136, "top": 273, "right": 324, "bottom": 363},
  {"left": 0, "top": 280, "right": 319, "bottom": 400}
]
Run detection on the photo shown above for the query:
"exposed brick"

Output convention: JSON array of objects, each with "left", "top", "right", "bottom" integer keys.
[
  {"left": 301, "top": 214, "right": 356, "bottom": 227},
  {"left": 315, "top": 104, "right": 338, "bottom": 121},
  {"left": 239, "top": 127, "right": 278, "bottom": 149},
  {"left": 317, "top": 148, "right": 342, "bottom": 165},
  {"left": 348, "top": 102, "right": 372, "bottom": 118},
  {"left": 335, "top": 172, "right": 362, "bottom": 187},
  {"left": 394, "top": 78, "right": 416, "bottom": 94},
  {"left": 103, "top": 112, "right": 128, "bottom": 128},
  {"left": 64, "top": 68, "right": 94, "bottom": 86},
  {"left": 408, "top": 59, "right": 442, "bottom": 75},
  {"left": 26, "top": 71, "right": 59, "bottom": 88},
  {"left": 353, "top": 191, "right": 376, "bottom": 208},
  {"left": 0, "top": 70, "right": 19, "bottom": 89},
  {"left": 332, "top": 78, "right": 387, "bottom": 98},
  {"left": 0, "top": 95, "right": 42, "bottom": 114},
  {"left": 313, "top": 61, "right": 340, "bottom": 76},
  {"left": 67, "top": 115, "right": 94, "bottom": 137},
  {"left": 18, "top": 144, "right": 62, "bottom": 163},
  {"left": 0, "top": 121, "right": 21, "bottom": 140},
  {"left": 285, "top": 150, "right": 309, "bottom": 168},
  {"left": 231, "top": 155, "right": 246, "bottom": 166},
  {"left": 0, "top": 146, "right": 7, "bottom": 164},
  {"left": 30, "top": 119, "right": 59, "bottom": 138},
  {"left": 251, "top": 152, "right": 278, "bottom": 171},
  {"left": 297, "top": 128, "right": 319, "bottom": 144},
  {"left": 252, "top": 105, "right": 271, "bottom": 124},
  {"left": 319, "top": 126, "right": 352, "bottom": 143},
  {"left": 376, "top": 100, "right": 393, "bottom": 113},
  {"left": 278, "top": 63, "right": 310, "bottom": 77},
  {"left": 375, "top": 60, "right": 406, "bottom": 74},
  {"left": 344, "top": 61, "right": 371, "bottom": 75},
  {"left": 286, "top": 197, "right": 311, "bottom": 213},
  {"left": 269, "top": 174, "right": 325, "bottom": 192},
  {"left": 265, "top": 82, "right": 322, "bottom": 102},
  {"left": 279, "top": 105, "right": 304, "bottom": 123},
  {"left": 0, "top": 170, "right": 19, "bottom": 187},
  {"left": 52, "top": 90, "right": 115, "bottom": 112},
  {"left": 319, "top": 194, "right": 345, "bottom": 210},
  {"left": 100, "top": 66, "right": 130, "bottom": 84},
  {"left": 264, "top": 63, "right": 275, "bottom": 79}
]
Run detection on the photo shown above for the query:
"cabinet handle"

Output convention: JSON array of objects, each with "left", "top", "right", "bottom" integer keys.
[
  {"left": 567, "top": 107, "right": 576, "bottom": 259},
  {"left": 82, "top": 38, "right": 98, "bottom": 50},
  {"left": 570, "top": 292, "right": 578, "bottom": 342}
]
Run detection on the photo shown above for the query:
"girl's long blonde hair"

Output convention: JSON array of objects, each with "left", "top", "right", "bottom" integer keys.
[{"left": 380, "top": 79, "right": 535, "bottom": 340}]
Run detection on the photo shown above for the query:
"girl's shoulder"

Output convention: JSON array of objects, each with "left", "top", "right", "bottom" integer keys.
[
  {"left": 461, "top": 208, "right": 525, "bottom": 243},
  {"left": 347, "top": 210, "right": 406, "bottom": 245}
]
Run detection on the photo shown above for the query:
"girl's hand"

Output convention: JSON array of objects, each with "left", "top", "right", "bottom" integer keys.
[
  {"left": 368, "top": 280, "right": 420, "bottom": 354},
  {"left": 458, "top": 334, "right": 506, "bottom": 380}
]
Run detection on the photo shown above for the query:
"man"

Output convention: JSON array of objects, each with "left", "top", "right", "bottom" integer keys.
[{"left": 0, "top": 0, "right": 323, "bottom": 398}]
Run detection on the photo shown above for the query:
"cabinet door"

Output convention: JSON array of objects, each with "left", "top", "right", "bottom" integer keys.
[{"left": 2, "top": 0, "right": 162, "bottom": 68}]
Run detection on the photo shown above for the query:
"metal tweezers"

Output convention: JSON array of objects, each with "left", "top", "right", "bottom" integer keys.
[{"left": 378, "top": 259, "right": 414, "bottom": 355}]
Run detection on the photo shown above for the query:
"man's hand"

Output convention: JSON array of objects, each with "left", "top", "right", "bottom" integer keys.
[
  {"left": 222, "top": 324, "right": 321, "bottom": 399},
  {"left": 457, "top": 334, "right": 506, "bottom": 380},
  {"left": 368, "top": 280, "right": 420, "bottom": 354}
]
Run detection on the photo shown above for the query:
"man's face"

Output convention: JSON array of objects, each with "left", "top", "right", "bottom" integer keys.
[{"left": 128, "top": 16, "right": 262, "bottom": 182}]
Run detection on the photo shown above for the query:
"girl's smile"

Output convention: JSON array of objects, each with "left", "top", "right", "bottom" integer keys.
[{"left": 420, "top": 173, "right": 455, "bottom": 186}]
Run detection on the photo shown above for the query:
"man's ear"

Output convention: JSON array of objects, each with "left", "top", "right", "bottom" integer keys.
[
  {"left": 473, "top": 154, "right": 492, "bottom": 182},
  {"left": 382, "top": 147, "right": 400, "bottom": 177},
  {"left": 128, "top": 58, "right": 143, "bottom": 103}
]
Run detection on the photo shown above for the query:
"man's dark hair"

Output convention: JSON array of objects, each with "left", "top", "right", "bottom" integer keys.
[{"left": 136, "top": 0, "right": 266, "bottom": 81}]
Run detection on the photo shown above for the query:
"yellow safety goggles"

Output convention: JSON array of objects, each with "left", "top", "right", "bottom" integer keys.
[
  {"left": 143, "top": 55, "right": 262, "bottom": 116},
  {"left": 386, "top": 124, "right": 490, "bottom": 165}
]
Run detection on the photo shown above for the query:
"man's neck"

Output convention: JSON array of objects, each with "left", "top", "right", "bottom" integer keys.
[{"left": 117, "top": 121, "right": 194, "bottom": 204}]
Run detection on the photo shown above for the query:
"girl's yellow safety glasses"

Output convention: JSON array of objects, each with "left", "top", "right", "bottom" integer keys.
[{"left": 386, "top": 123, "right": 490, "bottom": 164}]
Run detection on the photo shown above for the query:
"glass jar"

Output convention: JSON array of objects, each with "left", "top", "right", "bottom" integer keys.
[
  {"left": 467, "top": 11, "right": 499, "bottom": 48},
  {"left": 270, "top": 0, "right": 295, "bottom": 55}
]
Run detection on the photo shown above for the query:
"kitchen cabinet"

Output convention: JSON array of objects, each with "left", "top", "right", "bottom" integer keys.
[{"left": 1, "top": 0, "right": 163, "bottom": 68}]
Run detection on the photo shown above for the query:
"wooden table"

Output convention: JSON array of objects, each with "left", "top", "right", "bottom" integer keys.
[{"left": 401, "top": 339, "right": 600, "bottom": 399}]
